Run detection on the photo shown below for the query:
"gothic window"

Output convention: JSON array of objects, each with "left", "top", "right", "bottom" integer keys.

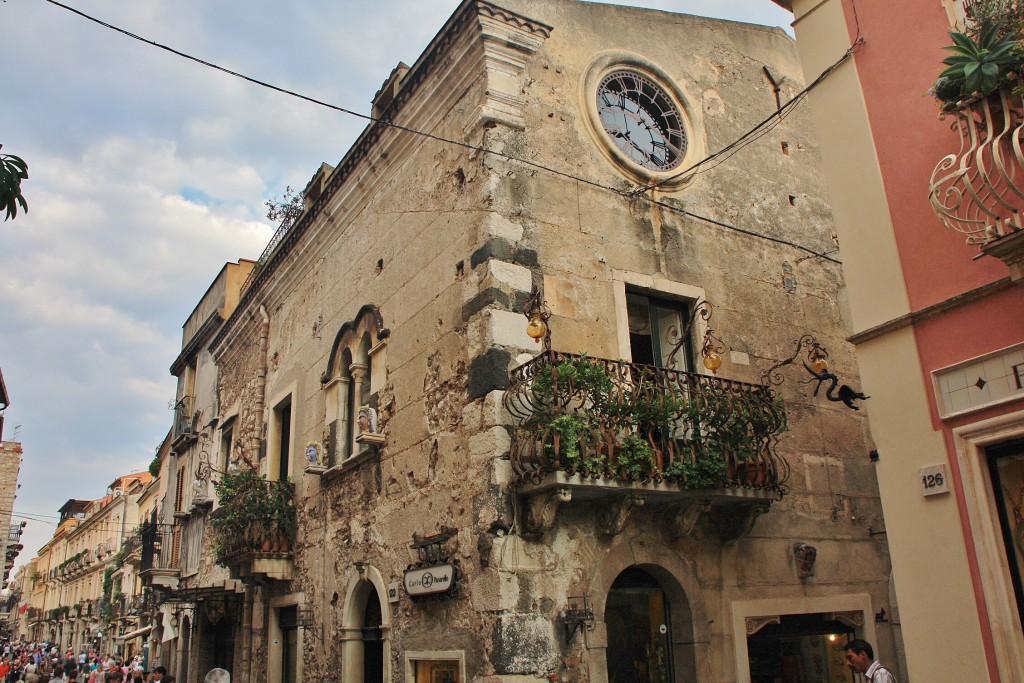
[{"left": 322, "top": 305, "right": 389, "bottom": 468}]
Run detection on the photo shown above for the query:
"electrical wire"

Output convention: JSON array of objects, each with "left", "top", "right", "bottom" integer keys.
[
  {"left": 39, "top": 0, "right": 844, "bottom": 264},
  {"left": 635, "top": 37, "right": 865, "bottom": 193}
]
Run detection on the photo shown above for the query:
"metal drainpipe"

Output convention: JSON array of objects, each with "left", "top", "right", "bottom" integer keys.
[
  {"left": 240, "top": 306, "right": 268, "bottom": 683},
  {"left": 240, "top": 583, "right": 254, "bottom": 683},
  {"left": 249, "top": 305, "right": 271, "bottom": 465}
]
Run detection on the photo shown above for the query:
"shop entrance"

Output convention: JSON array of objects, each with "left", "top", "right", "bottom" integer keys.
[
  {"left": 986, "top": 438, "right": 1024, "bottom": 630},
  {"left": 746, "top": 613, "right": 855, "bottom": 682},
  {"left": 605, "top": 566, "right": 674, "bottom": 683}
]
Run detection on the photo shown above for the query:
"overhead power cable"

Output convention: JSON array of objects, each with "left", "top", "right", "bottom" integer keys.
[
  {"left": 635, "top": 37, "right": 865, "bottom": 192},
  {"left": 40, "top": 0, "right": 843, "bottom": 264}
]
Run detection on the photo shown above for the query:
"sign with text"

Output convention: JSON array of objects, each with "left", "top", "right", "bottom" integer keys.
[
  {"left": 920, "top": 464, "right": 950, "bottom": 497},
  {"left": 404, "top": 563, "right": 456, "bottom": 597}
]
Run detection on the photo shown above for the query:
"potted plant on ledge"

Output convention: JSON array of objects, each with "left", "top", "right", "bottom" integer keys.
[{"left": 928, "top": 1, "right": 1024, "bottom": 255}]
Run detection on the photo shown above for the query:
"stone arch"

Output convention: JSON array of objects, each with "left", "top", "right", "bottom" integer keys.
[
  {"left": 321, "top": 305, "right": 388, "bottom": 383},
  {"left": 340, "top": 565, "right": 391, "bottom": 683},
  {"left": 321, "top": 306, "right": 389, "bottom": 465},
  {"left": 585, "top": 537, "right": 710, "bottom": 683}
]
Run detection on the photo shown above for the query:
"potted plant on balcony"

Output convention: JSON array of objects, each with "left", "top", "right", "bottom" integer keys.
[
  {"left": 931, "top": 1, "right": 1023, "bottom": 108},
  {"left": 212, "top": 468, "right": 295, "bottom": 562}
]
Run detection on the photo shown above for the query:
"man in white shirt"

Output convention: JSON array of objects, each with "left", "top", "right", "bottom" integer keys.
[{"left": 844, "top": 639, "right": 896, "bottom": 682}]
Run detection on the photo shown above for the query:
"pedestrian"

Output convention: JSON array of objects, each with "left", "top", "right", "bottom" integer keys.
[{"left": 844, "top": 638, "right": 896, "bottom": 682}]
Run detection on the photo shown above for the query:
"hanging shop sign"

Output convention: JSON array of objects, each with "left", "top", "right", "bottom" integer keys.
[{"left": 404, "top": 563, "right": 457, "bottom": 598}]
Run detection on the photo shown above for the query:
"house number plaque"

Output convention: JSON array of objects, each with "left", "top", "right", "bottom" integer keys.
[{"left": 920, "top": 464, "right": 949, "bottom": 497}]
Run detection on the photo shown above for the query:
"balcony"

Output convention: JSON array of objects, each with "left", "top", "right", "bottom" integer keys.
[
  {"left": 139, "top": 522, "right": 180, "bottom": 590},
  {"left": 929, "top": 89, "right": 1024, "bottom": 279},
  {"left": 504, "top": 352, "right": 789, "bottom": 537},
  {"left": 125, "top": 593, "right": 148, "bottom": 617},
  {"left": 211, "top": 472, "right": 295, "bottom": 581},
  {"left": 123, "top": 531, "right": 142, "bottom": 567},
  {"left": 171, "top": 396, "right": 199, "bottom": 448}
]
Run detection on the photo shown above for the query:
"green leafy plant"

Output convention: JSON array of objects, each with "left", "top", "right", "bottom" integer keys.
[
  {"left": 211, "top": 468, "right": 296, "bottom": 564},
  {"left": 617, "top": 434, "right": 655, "bottom": 480},
  {"left": 522, "top": 353, "right": 786, "bottom": 488},
  {"left": 0, "top": 145, "right": 28, "bottom": 221},
  {"left": 942, "top": 23, "right": 1021, "bottom": 97},
  {"left": 665, "top": 453, "right": 728, "bottom": 490}
]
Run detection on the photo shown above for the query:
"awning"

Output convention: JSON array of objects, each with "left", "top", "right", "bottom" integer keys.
[{"left": 116, "top": 625, "right": 153, "bottom": 641}]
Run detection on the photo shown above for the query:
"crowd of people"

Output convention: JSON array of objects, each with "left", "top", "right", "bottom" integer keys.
[{"left": 0, "top": 642, "right": 171, "bottom": 683}]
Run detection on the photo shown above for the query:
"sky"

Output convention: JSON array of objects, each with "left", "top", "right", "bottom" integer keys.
[{"left": 0, "top": 0, "right": 794, "bottom": 572}]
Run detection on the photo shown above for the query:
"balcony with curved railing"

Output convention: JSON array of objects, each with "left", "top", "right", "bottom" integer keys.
[
  {"left": 929, "top": 89, "right": 1024, "bottom": 278},
  {"left": 210, "top": 474, "right": 296, "bottom": 581},
  {"left": 503, "top": 352, "right": 789, "bottom": 537}
]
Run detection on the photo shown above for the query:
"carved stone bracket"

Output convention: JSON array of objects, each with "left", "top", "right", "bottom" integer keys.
[
  {"left": 746, "top": 615, "right": 781, "bottom": 636},
  {"left": 523, "top": 487, "right": 571, "bottom": 538},
  {"left": 794, "top": 542, "right": 818, "bottom": 579},
  {"left": 828, "top": 611, "right": 865, "bottom": 630},
  {"left": 670, "top": 498, "right": 712, "bottom": 539},
  {"left": 707, "top": 501, "right": 770, "bottom": 543},
  {"left": 597, "top": 494, "right": 646, "bottom": 537}
]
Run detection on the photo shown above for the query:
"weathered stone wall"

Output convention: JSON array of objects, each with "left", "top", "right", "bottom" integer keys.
[
  {"left": 203, "top": 1, "right": 893, "bottom": 682},
  {"left": 0, "top": 441, "right": 22, "bottom": 586}
]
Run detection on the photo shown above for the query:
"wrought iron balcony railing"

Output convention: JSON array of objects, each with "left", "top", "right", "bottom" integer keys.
[
  {"left": 125, "top": 593, "right": 147, "bottom": 616},
  {"left": 929, "top": 89, "right": 1024, "bottom": 248},
  {"left": 504, "top": 352, "right": 790, "bottom": 496},
  {"left": 210, "top": 474, "right": 296, "bottom": 581},
  {"left": 172, "top": 396, "right": 197, "bottom": 442},
  {"left": 140, "top": 522, "right": 178, "bottom": 573}
]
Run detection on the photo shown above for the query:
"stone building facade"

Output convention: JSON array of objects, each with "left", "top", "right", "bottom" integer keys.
[{"left": 150, "top": 1, "right": 899, "bottom": 681}]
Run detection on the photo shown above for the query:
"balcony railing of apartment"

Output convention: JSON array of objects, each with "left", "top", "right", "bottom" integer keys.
[
  {"left": 929, "top": 89, "right": 1024, "bottom": 278},
  {"left": 123, "top": 529, "right": 143, "bottom": 566},
  {"left": 171, "top": 395, "right": 198, "bottom": 444},
  {"left": 504, "top": 352, "right": 790, "bottom": 537},
  {"left": 7, "top": 523, "right": 24, "bottom": 543},
  {"left": 125, "top": 593, "right": 148, "bottom": 617},
  {"left": 139, "top": 522, "right": 181, "bottom": 590},
  {"left": 211, "top": 473, "right": 296, "bottom": 581}
]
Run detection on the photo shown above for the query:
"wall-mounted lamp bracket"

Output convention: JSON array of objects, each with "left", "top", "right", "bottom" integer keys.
[{"left": 560, "top": 595, "right": 595, "bottom": 644}]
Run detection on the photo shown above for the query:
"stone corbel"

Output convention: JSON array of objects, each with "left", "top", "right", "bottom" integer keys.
[
  {"left": 708, "top": 501, "right": 770, "bottom": 543},
  {"left": 670, "top": 498, "right": 712, "bottom": 539},
  {"left": 828, "top": 611, "right": 865, "bottom": 630},
  {"left": 746, "top": 615, "right": 781, "bottom": 636},
  {"left": 597, "top": 494, "right": 646, "bottom": 537},
  {"left": 523, "top": 487, "right": 571, "bottom": 537}
]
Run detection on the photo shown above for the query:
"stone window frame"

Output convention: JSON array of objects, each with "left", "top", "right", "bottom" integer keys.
[
  {"left": 267, "top": 591, "right": 306, "bottom": 683},
  {"left": 730, "top": 594, "right": 876, "bottom": 683},
  {"left": 611, "top": 270, "right": 708, "bottom": 367},
  {"left": 403, "top": 650, "right": 466, "bottom": 683},
  {"left": 580, "top": 51, "right": 704, "bottom": 190},
  {"left": 266, "top": 385, "right": 296, "bottom": 482},
  {"left": 321, "top": 305, "right": 390, "bottom": 471}
]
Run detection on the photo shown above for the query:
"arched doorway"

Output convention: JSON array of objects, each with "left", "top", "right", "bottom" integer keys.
[
  {"left": 361, "top": 586, "right": 384, "bottom": 682},
  {"left": 605, "top": 566, "right": 675, "bottom": 683},
  {"left": 341, "top": 573, "right": 389, "bottom": 683}
]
